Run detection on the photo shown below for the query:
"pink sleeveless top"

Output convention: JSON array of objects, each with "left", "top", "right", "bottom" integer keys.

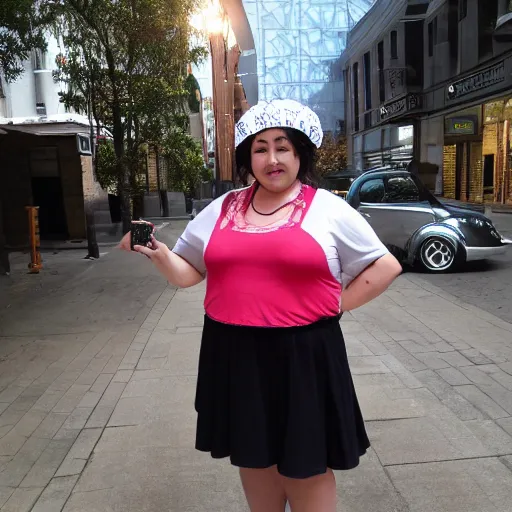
[{"left": 173, "top": 183, "right": 388, "bottom": 328}]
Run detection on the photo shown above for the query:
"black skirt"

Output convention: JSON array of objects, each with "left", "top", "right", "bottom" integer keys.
[{"left": 195, "top": 315, "right": 370, "bottom": 479}]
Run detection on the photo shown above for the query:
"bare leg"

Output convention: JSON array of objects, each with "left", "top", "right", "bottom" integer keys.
[
  {"left": 239, "top": 466, "right": 287, "bottom": 512},
  {"left": 284, "top": 469, "right": 337, "bottom": 512}
]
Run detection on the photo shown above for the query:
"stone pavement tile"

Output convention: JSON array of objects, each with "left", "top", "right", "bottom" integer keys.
[
  {"left": 343, "top": 337, "right": 373, "bottom": 357},
  {"left": 414, "top": 352, "right": 451, "bottom": 370},
  {"left": 8, "top": 396, "right": 39, "bottom": 413},
  {"left": 489, "top": 369, "right": 512, "bottom": 391},
  {"left": 435, "top": 367, "right": 471, "bottom": 386},
  {"left": 455, "top": 385, "right": 509, "bottom": 419},
  {"left": 31, "top": 391, "right": 66, "bottom": 413},
  {"left": 52, "top": 384, "right": 91, "bottom": 414},
  {"left": 348, "top": 356, "right": 391, "bottom": 375},
  {"left": 52, "top": 427, "right": 80, "bottom": 443},
  {"left": 14, "top": 410, "right": 47, "bottom": 438},
  {"left": 0, "top": 437, "right": 50, "bottom": 486},
  {"left": 0, "top": 385, "right": 25, "bottom": 404},
  {"left": 60, "top": 408, "right": 92, "bottom": 431},
  {"left": 32, "top": 412, "right": 68, "bottom": 439},
  {"left": 113, "top": 370, "right": 133, "bottom": 383},
  {"left": 90, "top": 373, "right": 113, "bottom": 394},
  {"left": 379, "top": 354, "right": 424, "bottom": 388},
  {"left": 463, "top": 420, "right": 512, "bottom": 455},
  {"left": 0, "top": 409, "right": 25, "bottom": 430},
  {"left": 164, "top": 332, "right": 201, "bottom": 376},
  {"left": 136, "top": 357, "right": 167, "bottom": 370},
  {"left": 439, "top": 351, "right": 474, "bottom": 368},
  {"left": 20, "top": 439, "right": 73, "bottom": 488},
  {"left": 31, "top": 475, "right": 78, "bottom": 512},
  {"left": 398, "top": 340, "right": 434, "bottom": 354},
  {"left": 108, "top": 393, "right": 194, "bottom": 427},
  {"left": 366, "top": 417, "right": 491, "bottom": 465},
  {"left": 97, "top": 382, "right": 126, "bottom": 408},
  {"left": 65, "top": 428, "right": 102, "bottom": 460},
  {"left": 0, "top": 431, "right": 27, "bottom": 456},
  {"left": 353, "top": 373, "right": 405, "bottom": 389},
  {"left": 387, "top": 458, "right": 512, "bottom": 512},
  {"left": 460, "top": 349, "right": 493, "bottom": 365},
  {"left": 415, "top": 370, "right": 485, "bottom": 420},
  {"left": 497, "top": 417, "right": 512, "bottom": 436},
  {"left": 500, "top": 361, "right": 512, "bottom": 375},
  {"left": 478, "top": 381, "right": 512, "bottom": 415},
  {"left": 0, "top": 488, "right": 14, "bottom": 508},
  {"left": 76, "top": 391, "right": 102, "bottom": 409},
  {"left": 95, "top": 419, "right": 196, "bottom": 453},
  {"left": 335, "top": 448, "right": 408, "bottom": 512},
  {"left": 130, "top": 369, "right": 180, "bottom": 381},
  {"left": 356, "top": 385, "right": 426, "bottom": 421},
  {"left": 385, "top": 343, "right": 427, "bottom": 372},
  {"left": 84, "top": 406, "right": 114, "bottom": 429},
  {"left": 459, "top": 365, "right": 497, "bottom": 385},
  {"left": 1, "top": 487, "right": 43, "bottom": 512}
]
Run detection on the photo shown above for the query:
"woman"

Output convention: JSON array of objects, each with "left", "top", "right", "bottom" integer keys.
[{"left": 120, "top": 99, "right": 402, "bottom": 512}]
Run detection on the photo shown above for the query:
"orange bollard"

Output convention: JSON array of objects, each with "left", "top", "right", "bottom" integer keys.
[{"left": 26, "top": 206, "right": 42, "bottom": 273}]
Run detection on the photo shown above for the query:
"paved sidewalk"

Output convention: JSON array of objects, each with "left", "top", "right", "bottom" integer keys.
[{"left": 1, "top": 231, "right": 512, "bottom": 510}]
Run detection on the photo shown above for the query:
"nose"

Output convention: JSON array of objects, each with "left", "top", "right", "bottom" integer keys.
[{"left": 268, "top": 149, "right": 279, "bottom": 165}]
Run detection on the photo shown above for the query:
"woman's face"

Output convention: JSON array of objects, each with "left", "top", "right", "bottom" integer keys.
[{"left": 250, "top": 128, "right": 300, "bottom": 193}]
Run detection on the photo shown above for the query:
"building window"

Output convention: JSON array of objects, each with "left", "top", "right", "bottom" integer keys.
[
  {"left": 478, "top": 0, "right": 498, "bottom": 60},
  {"left": 459, "top": 0, "right": 467, "bottom": 20},
  {"left": 390, "top": 31, "right": 398, "bottom": 59},
  {"left": 428, "top": 20, "right": 435, "bottom": 57},
  {"left": 363, "top": 52, "right": 372, "bottom": 111},
  {"left": 353, "top": 62, "right": 359, "bottom": 132},
  {"left": 377, "top": 41, "right": 385, "bottom": 102}
]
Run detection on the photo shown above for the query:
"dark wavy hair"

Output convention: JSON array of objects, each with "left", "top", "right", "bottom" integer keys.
[{"left": 235, "top": 127, "right": 319, "bottom": 187}]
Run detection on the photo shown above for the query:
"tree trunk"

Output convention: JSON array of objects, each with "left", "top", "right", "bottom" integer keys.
[{"left": 112, "top": 107, "right": 131, "bottom": 234}]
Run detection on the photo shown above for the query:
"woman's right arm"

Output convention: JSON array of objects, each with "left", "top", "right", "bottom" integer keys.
[{"left": 119, "top": 233, "right": 204, "bottom": 288}]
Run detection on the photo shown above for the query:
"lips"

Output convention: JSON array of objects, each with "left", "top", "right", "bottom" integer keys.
[{"left": 267, "top": 169, "right": 284, "bottom": 177}]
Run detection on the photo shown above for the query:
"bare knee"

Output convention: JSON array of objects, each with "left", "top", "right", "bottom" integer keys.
[
  {"left": 283, "top": 469, "right": 336, "bottom": 512},
  {"left": 240, "top": 466, "right": 287, "bottom": 512}
]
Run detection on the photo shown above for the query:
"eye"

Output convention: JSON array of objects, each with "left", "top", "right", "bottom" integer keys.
[
  {"left": 278, "top": 147, "right": 288, "bottom": 152},
  {"left": 253, "top": 148, "right": 266, "bottom": 153}
]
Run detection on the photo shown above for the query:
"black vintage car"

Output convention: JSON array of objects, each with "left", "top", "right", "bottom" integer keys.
[{"left": 345, "top": 168, "right": 512, "bottom": 272}]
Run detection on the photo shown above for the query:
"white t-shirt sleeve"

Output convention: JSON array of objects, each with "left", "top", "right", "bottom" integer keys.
[
  {"left": 330, "top": 195, "right": 389, "bottom": 287},
  {"left": 172, "top": 193, "right": 228, "bottom": 275}
]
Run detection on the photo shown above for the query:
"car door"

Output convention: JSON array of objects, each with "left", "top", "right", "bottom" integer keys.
[
  {"left": 357, "top": 177, "right": 388, "bottom": 241},
  {"left": 358, "top": 175, "right": 436, "bottom": 250}
]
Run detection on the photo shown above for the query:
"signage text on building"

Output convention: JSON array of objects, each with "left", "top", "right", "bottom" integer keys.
[
  {"left": 379, "top": 94, "right": 421, "bottom": 121},
  {"left": 446, "top": 62, "right": 505, "bottom": 101},
  {"left": 445, "top": 115, "right": 478, "bottom": 135}
]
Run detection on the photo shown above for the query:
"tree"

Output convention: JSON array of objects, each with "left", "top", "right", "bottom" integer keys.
[
  {"left": 161, "top": 129, "right": 210, "bottom": 197},
  {"left": 316, "top": 133, "right": 348, "bottom": 177},
  {"left": 51, "top": 0, "right": 206, "bottom": 233},
  {"left": 0, "top": 0, "right": 49, "bottom": 82}
]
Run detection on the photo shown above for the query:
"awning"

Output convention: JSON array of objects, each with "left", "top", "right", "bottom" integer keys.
[{"left": 0, "top": 122, "right": 90, "bottom": 137}]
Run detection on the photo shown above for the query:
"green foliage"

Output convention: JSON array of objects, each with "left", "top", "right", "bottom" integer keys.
[
  {"left": 49, "top": 0, "right": 208, "bottom": 226},
  {"left": 0, "top": 0, "right": 49, "bottom": 82},
  {"left": 95, "top": 139, "right": 118, "bottom": 192},
  {"left": 185, "top": 73, "right": 201, "bottom": 113},
  {"left": 161, "top": 129, "right": 207, "bottom": 196},
  {"left": 316, "top": 133, "right": 348, "bottom": 177}
]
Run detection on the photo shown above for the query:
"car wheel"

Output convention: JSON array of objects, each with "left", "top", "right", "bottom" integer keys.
[{"left": 419, "top": 237, "right": 460, "bottom": 272}]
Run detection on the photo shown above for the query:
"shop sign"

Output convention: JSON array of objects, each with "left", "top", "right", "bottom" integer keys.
[
  {"left": 446, "top": 62, "right": 505, "bottom": 101},
  {"left": 445, "top": 116, "right": 478, "bottom": 135},
  {"left": 379, "top": 94, "right": 422, "bottom": 121}
]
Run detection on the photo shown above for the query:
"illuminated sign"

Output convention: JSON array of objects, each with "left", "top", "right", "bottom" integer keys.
[{"left": 445, "top": 116, "right": 478, "bottom": 135}]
